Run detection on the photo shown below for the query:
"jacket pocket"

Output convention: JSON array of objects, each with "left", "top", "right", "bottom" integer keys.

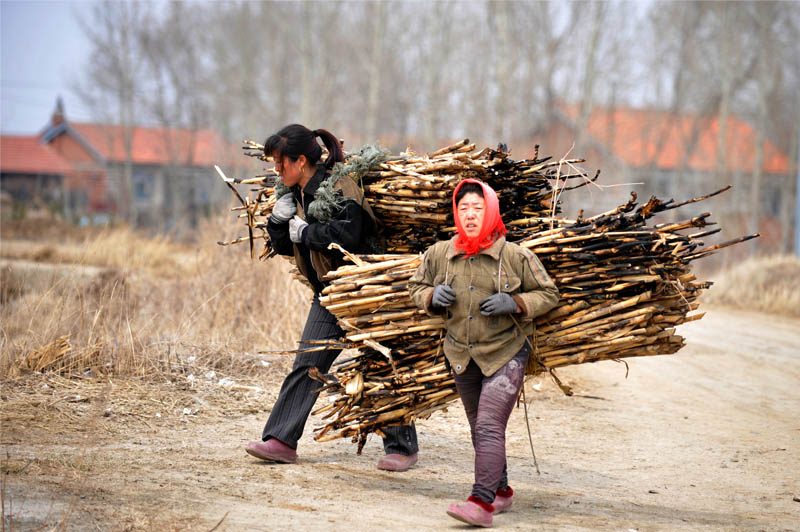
[{"left": 499, "top": 271, "right": 522, "bottom": 294}]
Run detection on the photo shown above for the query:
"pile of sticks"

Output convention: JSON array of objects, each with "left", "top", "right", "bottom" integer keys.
[
  {"left": 218, "top": 140, "right": 756, "bottom": 451},
  {"left": 306, "top": 187, "right": 756, "bottom": 449},
  {"left": 355, "top": 139, "right": 593, "bottom": 251},
  {"left": 221, "top": 140, "right": 594, "bottom": 255}
]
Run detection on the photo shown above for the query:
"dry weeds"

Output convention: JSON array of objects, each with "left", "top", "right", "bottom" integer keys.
[
  {"left": 702, "top": 254, "right": 800, "bottom": 317},
  {"left": 0, "top": 215, "right": 310, "bottom": 379},
  {"left": 1, "top": 223, "right": 194, "bottom": 277}
]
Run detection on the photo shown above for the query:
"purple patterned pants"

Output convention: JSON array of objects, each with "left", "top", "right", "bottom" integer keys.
[{"left": 452, "top": 343, "right": 530, "bottom": 504}]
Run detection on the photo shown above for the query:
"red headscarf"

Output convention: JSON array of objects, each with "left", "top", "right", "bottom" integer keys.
[{"left": 453, "top": 179, "right": 506, "bottom": 257}]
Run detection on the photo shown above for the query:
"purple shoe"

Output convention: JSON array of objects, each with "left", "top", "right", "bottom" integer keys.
[
  {"left": 446, "top": 496, "right": 494, "bottom": 527},
  {"left": 376, "top": 452, "right": 418, "bottom": 472},
  {"left": 493, "top": 487, "right": 513, "bottom": 514},
  {"left": 245, "top": 438, "right": 297, "bottom": 464}
]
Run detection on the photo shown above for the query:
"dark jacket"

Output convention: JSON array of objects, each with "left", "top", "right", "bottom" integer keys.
[{"left": 267, "top": 164, "right": 378, "bottom": 293}]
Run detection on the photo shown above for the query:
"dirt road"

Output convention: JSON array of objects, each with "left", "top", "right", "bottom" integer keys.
[{"left": 3, "top": 306, "right": 799, "bottom": 531}]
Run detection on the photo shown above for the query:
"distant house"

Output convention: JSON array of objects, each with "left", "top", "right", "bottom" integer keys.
[
  {"left": 2, "top": 99, "right": 250, "bottom": 227},
  {"left": 529, "top": 104, "right": 795, "bottom": 253},
  {"left": 0, "top": 134, "right": 73, "bottom": 216}
]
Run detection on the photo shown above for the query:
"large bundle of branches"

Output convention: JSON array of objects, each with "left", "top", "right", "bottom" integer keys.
[
  {"left": 220, "top": 139, "right": 594, "bottom": 255},
  {"left": 218, "top": 139, "right": 756, "bottom": 452},
  {"left": 306, "top": 187, "right": 756, "bottom": 449}
]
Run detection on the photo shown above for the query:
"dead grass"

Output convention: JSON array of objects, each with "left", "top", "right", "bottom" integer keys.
[
  {"left": 0, "top": 264, "right": 25, "bottom": 303},
  {"left": 702, "top": 254, "right": 800, "bottom": 317},
  {"left": 1, "top": 223, "right": 196, "bottom": 277},
  {"left": 0, "top": 215, "right": 311, "bottom": 379}
]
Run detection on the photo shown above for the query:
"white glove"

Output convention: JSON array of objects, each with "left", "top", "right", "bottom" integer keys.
[
  {"left": 270, "top": 194, "right": 296, "bottom": 223},
  {"left": 289, "top": 215, "right": 309, "bottom": 243}
]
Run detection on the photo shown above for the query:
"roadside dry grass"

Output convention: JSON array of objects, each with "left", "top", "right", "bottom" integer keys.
[
  {"left": 702, "top": 254, "right": 800, "bottom": 317},
  {"left": 1, "top": 221, "right": 195, "bottom": 277},
  {"left": 0, "top": 216, "right": 310, "bottom": 378}
]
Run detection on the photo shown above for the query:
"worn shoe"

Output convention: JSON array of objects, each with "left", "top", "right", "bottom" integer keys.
[
  {"left": 493, "top": 487, "right": 513, "bottom": 514},
  {"left": 376, "top": 452, "right": 418, "bottom": 472},
  {"left": 446, "top": 496, "right": 494, "bottom": 527},
  {"left": 245, "top": 439, "right": 297, "bottom": 464}
]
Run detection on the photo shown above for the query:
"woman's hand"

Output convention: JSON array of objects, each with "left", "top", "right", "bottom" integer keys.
[
  {"left": 432, "top": 285, "right": 456, "bottom": 308},
  {"left": 270, "top": 194, "right": 297, "bottom": 223},
  {"left": 479, "top": 293, "right": 519, "bottom": 316},
  {"left": 289, "top": 215, "right": 309, "bottom": 243}
]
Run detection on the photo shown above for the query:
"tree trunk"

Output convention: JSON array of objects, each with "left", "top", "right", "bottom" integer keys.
[
  {"left": 575, "top": 2, "right": 605, "bottom": 155},
  {"left": 750, "top": 4, "right": 777, "bottom": 254},
  {"left": 491, "top": 1, "right": 510, "bottom": 143},
  {"left": 300, "top": 0, "right": 313, "bottom": 126},
  {"left": 783, "top": 105, "right": 800, "bottom": 255},
  {"left": 364, "top": 2, "right": 386, "bottom": 142}
]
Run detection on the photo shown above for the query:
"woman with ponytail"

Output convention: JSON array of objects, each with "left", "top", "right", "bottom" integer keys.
[
  {"left": 246, "top": 124, "right": 419, "bottom": 471},
  {"left": 409, "top": 179, "right": 559, "bottom": 527}
]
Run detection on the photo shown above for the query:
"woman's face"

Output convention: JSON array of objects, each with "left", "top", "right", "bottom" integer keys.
[
  {"left": 272, "top": 152, "right": 306, "bottom": 188},
  {"left": 457, "top": 192, "right": 486, "bottom": 238}
]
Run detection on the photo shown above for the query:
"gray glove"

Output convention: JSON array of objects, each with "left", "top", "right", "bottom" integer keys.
[
  {"left": 432, "top": 284, "right": 456, "bottom": 308},
  {"left": 289, "top": 215, "right": 308, "bottom": 243},
  {"left": 270, "top": 194, "right": 296, "bottom": 223},
  {"left": 480, "top": 292, "right": 519, "bottom": 316}
]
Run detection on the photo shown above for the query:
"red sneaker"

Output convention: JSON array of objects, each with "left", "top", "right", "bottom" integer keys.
[
  {"left": 376, "top": 452, "right": 418, "bottom": 472},
  {"left": 245, "top": 439, "right": 297, "bottom": 464},
  {"left": 446, "top": 496, "right": 494, "bottom": 527},
  {"left": 493, "top": 487, "right": 513, "bottom": 514}
]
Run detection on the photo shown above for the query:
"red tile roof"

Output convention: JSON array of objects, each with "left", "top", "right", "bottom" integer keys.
[
  {"left": 0, "top": 135, "right": 73, "bottom": 175},
  {"left": 561, "top": 105, "right": 791, "bottom": 175},
  {"left": 70, "top": 123, "right": 238, "bottom": 167}
]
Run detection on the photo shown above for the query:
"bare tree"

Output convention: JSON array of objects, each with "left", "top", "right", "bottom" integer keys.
[
  {"left": 74, "top": 0, "right": 151, "bottom": 222},
  {"left": 363, "top": 2, "right": 387, "bottom": 141},
  {"left": 573, "top": 1, "right": 606, "bottom": 156},
  {"left": 487, "top": 1, "right": 512, "bottom": 143},
  {"left": 749, "top": 2, "right": 780, "bottom": 245}
]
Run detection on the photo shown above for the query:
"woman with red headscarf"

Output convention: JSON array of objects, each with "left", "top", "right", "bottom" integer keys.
[{"left": 409, "top": 179, "right": 559, "bottom": 527}]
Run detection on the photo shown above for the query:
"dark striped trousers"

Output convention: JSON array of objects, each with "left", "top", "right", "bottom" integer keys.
[{"left": 262, "top": 295, "right": 418, "bottom": 455}]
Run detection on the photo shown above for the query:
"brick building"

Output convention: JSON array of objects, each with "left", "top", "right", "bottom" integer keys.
[
  {"left": 0, "top": 134, "right": 73, "bottom": 216},
  {"left": 526, "top": 104, "right": 795, "bottom": 255},
  {"left": 1, "top": 99, "right": 249, "bottom": 227}
]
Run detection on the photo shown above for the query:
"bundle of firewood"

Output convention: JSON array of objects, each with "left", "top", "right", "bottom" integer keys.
[
  {"left": 218, "top": 139, "right": 756, "bottom": 451},
  {"left": 220, "top": 139, "right": 594, "bottom": 254},
  {"left": 305, "top": 187, "right": 756, "bottom": 449}
]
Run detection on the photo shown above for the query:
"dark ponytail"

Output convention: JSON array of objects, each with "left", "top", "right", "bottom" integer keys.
[
  {"left": 264, "top": 124, "right": 344, "bottom": 170},
  {"left": 313, "top": 128, "right": 344, "bottom": 170}
]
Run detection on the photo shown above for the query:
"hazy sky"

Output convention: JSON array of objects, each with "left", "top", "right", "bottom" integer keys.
[{"left": 1, "top": 0, "right": 95, "bottom": 134}]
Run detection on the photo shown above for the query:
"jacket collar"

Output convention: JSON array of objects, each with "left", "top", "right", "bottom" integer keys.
[
  {"left": 296, "top": 163, "right": 327, "bottom": 198},
  {"left": 446, "top": 235, "right": 506, "bottom": 260}
]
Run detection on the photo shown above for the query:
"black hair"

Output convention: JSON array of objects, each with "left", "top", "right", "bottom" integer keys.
[
  {"left": 263, "top": 124, "right": 344, "bottom": 170},
  {"left": 455, "top": 182, "right": 484, "bottom": 206}
]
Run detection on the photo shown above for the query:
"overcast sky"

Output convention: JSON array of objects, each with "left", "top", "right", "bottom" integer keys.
[{"left": 1, "top": 0, "right": 95, "bottom": 135}]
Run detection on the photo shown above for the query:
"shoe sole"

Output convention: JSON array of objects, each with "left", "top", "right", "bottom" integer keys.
[
  {"left": 493, "top": 502, "right": 512, "bottom": 514},
  {"left": 446, "top": 509, "right": 491, "bottom": 528},
  {"left": 377, "top": 456, "right": 418, "bottom": 472},
  {"left": 245, "top": 447, "right": 296, "bottom": 464}
]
